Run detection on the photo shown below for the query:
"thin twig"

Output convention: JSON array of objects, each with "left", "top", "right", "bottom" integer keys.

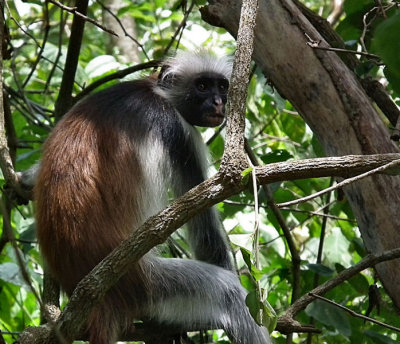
[
  {"left": 74, "top": 60, "right": 161, "bottom": 102},
  {"left": 163, "top": 0, "right": 195, "bottom": 55},
  {"left": 0, "top": 5, "right": 28, "bottom": 198},
  {"left": 96, "top": 0, "right": 149, "bottom": 60},
  {"left": 360, "top": 3, "right": 397, "bottom": 52},
  {"left": 277, "top": 159, "right": 400, "bottom": 208},
  {"left": 224, "top": 200, "right": 355, "bottom": 222},
  {"left": 284, "top": 247, "right": 400, "bottom": 319},
  {"left": 309, "top": 293, "right": 400, "bottom": 333},
  {"left": 47, "top": 0, "right": 118, "bottom": 36},
  {"left": 306, "top": 179, "right": 334, "bottom": 343},
  {"left": 23, "top": 2, "right": 50, "bottom": 87},
  {"left": 44, "top": 7, "right": 68, "bottom": 93},
  {"left": 281, "top": 207, "right": 356, "bottom": 223},
  {"left": 361, "top": 7, "right": 378, "bottom": 52},
  {"left": 0, "top": 197, "right": 68, "bottom": 343},
  {"left": 308, "top": 43, "right": 381, "bottom": 61}
]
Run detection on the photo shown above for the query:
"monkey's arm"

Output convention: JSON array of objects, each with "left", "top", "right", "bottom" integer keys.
[
  {"left": 171, "top": 128, "right": 233, "bottom": 271},
  {"left": 18, "top": 163, "right": 40, "bottom": 190}
]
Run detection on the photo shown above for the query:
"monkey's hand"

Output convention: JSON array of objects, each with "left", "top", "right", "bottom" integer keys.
[{"left": 3, "top": 168, "right": 36, "bottom": 205}]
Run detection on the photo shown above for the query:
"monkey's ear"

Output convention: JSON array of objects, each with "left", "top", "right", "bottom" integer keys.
[{"left": 157, "top": 65, "right": 176, "bottom": 90}]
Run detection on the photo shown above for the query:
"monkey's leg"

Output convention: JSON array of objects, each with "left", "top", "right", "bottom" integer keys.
[{"left": 143, "top": 257, "right": 273, "bottom": 344}]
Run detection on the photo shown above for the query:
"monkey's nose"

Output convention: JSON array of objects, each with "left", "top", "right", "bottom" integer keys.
[{"left": 213, "top": 96, "right": 223, "bottom": 106}]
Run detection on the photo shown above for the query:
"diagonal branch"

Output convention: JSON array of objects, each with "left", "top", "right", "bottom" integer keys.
[
  {"left": 277, "top": 247, "right": 400, "bottom": 334},
  {"left": 282, "top": 247, "right": 400, "bottom": 320},
  {"left": 308, "top": 293, "right": 400, "bottom": 333},
  {"left": 47, "top": 0, "right": 118, "bottom": 36}
]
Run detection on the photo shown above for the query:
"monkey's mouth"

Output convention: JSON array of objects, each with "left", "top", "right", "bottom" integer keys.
[{"left": 207, "top": 113, "right": 225, "bottom": 126}]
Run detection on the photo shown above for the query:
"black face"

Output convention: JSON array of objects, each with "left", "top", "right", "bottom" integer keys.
[{"left": 174, "top": 72, "right": 229, "bottom": 127}]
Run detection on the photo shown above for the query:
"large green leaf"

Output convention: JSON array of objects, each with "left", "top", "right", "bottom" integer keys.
[{"left": 371, "top": 12, "right": 400, "bottom": 94}]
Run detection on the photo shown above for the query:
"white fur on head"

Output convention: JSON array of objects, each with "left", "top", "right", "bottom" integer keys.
[{"left": 160, "top": 50, "right": 232, "bottom": 82}]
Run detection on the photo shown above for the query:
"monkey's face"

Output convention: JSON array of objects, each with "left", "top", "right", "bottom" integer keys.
[{"left": 175, "top": 73, "right": 229, "bottom": 127}]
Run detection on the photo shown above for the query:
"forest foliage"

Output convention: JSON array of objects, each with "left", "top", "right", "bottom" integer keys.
[{"left": 1, "top": 0, "right": 400, "bottom": 343}]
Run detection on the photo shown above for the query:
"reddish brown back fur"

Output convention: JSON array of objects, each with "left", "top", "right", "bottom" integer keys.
[{"left": 35, "top": 102, "right": 149, "bottom": 342}]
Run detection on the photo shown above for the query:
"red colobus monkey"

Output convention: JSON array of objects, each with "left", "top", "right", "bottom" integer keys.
[{"left": 30, "top": 51, "right": 272, "bottom": 344}]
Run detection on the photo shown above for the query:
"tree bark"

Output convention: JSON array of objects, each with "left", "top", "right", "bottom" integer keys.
[
  {"left": 201, "top": 0, "right": 400, "bottom": 309},
  {"left": 102, "top": 0, "right": 141, "bottom": 63}
]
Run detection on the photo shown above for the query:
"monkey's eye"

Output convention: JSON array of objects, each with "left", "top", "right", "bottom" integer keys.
[
  {"left": 196, "top": 82, "right": 207, "bottom": 92},
  {"left": 219, "top": 83, "right": 228, "bottom": 94}
]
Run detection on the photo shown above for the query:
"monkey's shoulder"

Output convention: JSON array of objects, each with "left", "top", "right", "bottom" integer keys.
[
  {"left": 67, "top": 78, "right": 175, "bottom": 124},
  {"left": 83, "top": 78, "right": 161, "bottom": 107}
]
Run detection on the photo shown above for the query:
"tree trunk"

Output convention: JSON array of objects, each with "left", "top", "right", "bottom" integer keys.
[
  {"left": 102, "top": 0, "right": 141, "bottom": 63},
  {"left": 202, "top": 0, "right": 400, "bottom": 309}
]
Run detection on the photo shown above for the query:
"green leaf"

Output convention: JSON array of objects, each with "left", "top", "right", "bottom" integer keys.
[
  {"left": 347, "top": 273, "right": 369, "bottom": 294},
  {"left": 336, "top": 0, "right": 375, "bottom": 41},
  {"left": 384, "top": 66, "right": 400, "bottom": 96},
  {"left": 324, "top": 227, "right": 352, "bottom": 266},
  {"left": 260, "top": 150, "right": 292, "bottom": 164},
  {"left": 343, "top": 0, "right": 374, "bottom": 15},
  {"left": 85, "top": 55, "right": 121, "bottom": 79},
  {"left": 241, "top": 167, "right": 253, "bottom": 177},
  {"left": 240, "top": 248, "right": 265, "bottom": 281},
  {"left": 240, "top": 274, "right": 256, "bottom": 291},
  {"left": 229, "top": 233, "right": 253, "bottom": 251},
  {"left": 0, "top": 263, "right": 28, "bottom": 288},
  {"left": 364, "top": 330, "right": 398, "bottom": 344},
  {"left": 241, "top": 167, "right": 253, "bottom": 185},
  {"left": 246, "top": 289, "right": 261, "bottom": 322},
  {"left": 307, "top": 263, "right": 334, "bottom": 277},
  {"left": 241, "top": 247, "right": 253, "bottom": 271},
  {"left": 371, "top": 12, "right": 400, "bottom": 93},
  {"left": 245, "top": 290, "right": 277, "bottom": 332}
]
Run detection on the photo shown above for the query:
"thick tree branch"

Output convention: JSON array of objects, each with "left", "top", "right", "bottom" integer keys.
[{"left": 220, "top": 0, "right": 259, "bottom": 171}]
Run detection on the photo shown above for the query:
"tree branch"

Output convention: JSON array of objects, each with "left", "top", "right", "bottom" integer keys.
[
  {"left": 47, "top": 0, "right": 118, "bottom": 36},
  {"left": 53, "top": 0, "right": 89, "bottom": 119},
  {"left": 282, "top": 247, "right": 400, "bottom": 320},
  {"left": 308, "top": 293, "right": 400, "bottom": 333},
  {"left": 74, "top": 60, "right": 161, "bottom": 103},
  {"left": 277, "top": 158, "right": 400, "bottom": 207},
  {"left": 0, "top": 0, "right": 30, "bottom": 201},
  {"left": 220, "top": 0, "right": 259, "bottom": 171}
]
